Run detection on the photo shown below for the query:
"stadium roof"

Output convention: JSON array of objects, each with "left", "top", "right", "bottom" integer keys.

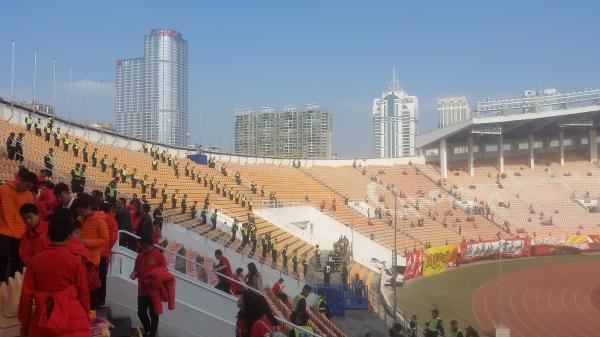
[{"left": 417, "top": 103, "right": 600, "bottom": 149}]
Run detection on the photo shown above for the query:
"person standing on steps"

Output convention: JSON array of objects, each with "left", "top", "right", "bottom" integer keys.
[
  {"left": 281, "top": 245, "right": 288, "bottom": 271},
  {"left": 161, "top": 184, "right": 168, "bottom": 205},
  {"left": 313, "top": 245, "right": 321, "bottom": 269},
  {"left": 211, "top": 209, "right": 218, "bottom": 231},
  {"left": 44, "top": 148, "right": 55, "bottom": 177},
  {"left": 292, "top": 251, "right": 299, "bottom": 275},
  {"left": 25, "top": 113, "right": 33, "bottom": 132},
  {"left": 271, "top": 238, "right": 278, "bottom": 265},
  {"left": 230, "top": 219, "right": 238, "bottom": 242},
  {"left": 171, "top": 189, "right": 178, "bottom": 209},
  {"left": 6, "top": 132, "right": 16, "bottom": 161},
  {"left": 302, "top": 254, "right": 308, "bottom": 278},
  {"left": 150, "top": 179, "right": 158, "bottom": 199}
]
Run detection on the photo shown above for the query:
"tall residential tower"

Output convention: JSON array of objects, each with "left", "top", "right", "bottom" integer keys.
[
  {"left": 372, "top": 72, "right": 418, "bottom": 158},
  {"left": 116, "top": 29, "right": 188, "bottom": 146}
]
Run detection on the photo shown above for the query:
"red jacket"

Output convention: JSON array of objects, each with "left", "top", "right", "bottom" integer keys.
[
  {"left": 37, "top": 187, "right": 57, "bottom": 220},
  {"left": 0, "top": 181, "right": 34, "bottom": 239},
  {"left": 19, "top": 221, "right": 49, "bottom": 266},
  {"left": 127, "top": 204, "right": 140, "bottom": 231},
  {"left": 101, "top": 213, "right": 118, "bottom": 258},
  {"left": 143, "top": 266, "right": 176, "bottom": 315},
  {"left": 77, "top": 211, "right": 109, "bottom": 266},
  {"left": 133, "top": 247, "right": 166, "bottom": 296},
  {"left": 18, "top": 246, "right": 90, "bottom": 337},
  {"left": 68, "top": 238, "right": 101, "bottom": 291}
]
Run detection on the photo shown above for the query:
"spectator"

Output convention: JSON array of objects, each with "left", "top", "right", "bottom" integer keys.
[
  {"left": 18, "top": 208, "right": 90, "bottom": 337},
  {"left": 0, "top": 168, "right": 36, "bottom": 282},
  {"left": 137, "top": 203, "right": 154, "bottom": 242},
  {"left": 231, "top": 267, "right": 245, "bottom": 296},
  {"left": 130, "top": 235, "right": 166, "bottom": 337},
  {"left": 409, "top": 315, "right": 418, "bottom": 337},
  {"left": 214, "top": 249, "right": 233, "bottom": 293},
  {"left": 465, "top": 327, "right": 479, "bottom": 337},
  {"left": 244, "top": 262, "right": 263, "bottom": 291},
  {"left": 53, "top": 182, "right": 76, "bottom": 209},
  {"left": 18, "top": 203, "right": 49, "bottom": 267},
  {"left": 236, "top": 289, "right": 277, "bottom": 337},
  {"left": 72, "top": 193, "right": 109, "bottom": 309},
  {"left": 115, "top": 198, "right": 134, "bottom": 249},
  {"left": 6, "top": 132, "right": 16, "bottom": 160},
  {"left": 272, "top": 278, "right": 287, "bottom": 303},
  {"left": 389, "top": 323, "right": 405, "bottom": 337},
  {"left": 99, "top": 201, "right": 118, "bottom": 307}
]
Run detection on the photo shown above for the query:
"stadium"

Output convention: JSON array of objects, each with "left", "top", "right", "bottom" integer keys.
[{"left": 1, "top": 85, "right": 600, "bottom": 337}]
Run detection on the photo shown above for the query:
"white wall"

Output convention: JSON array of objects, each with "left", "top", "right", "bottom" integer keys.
[
  {"left": 257, "top": 206, "right": 405, "bottom": 271},
  {"left": 108, "top": 246, "right": 237, "bottom": 337}
]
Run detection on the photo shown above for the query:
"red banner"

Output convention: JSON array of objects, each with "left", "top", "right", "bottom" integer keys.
[
  {"left": 403, "top": 250, "right": 424, "bottom": 280},
  {"left": 460, "top": 238, "right": 531, "bottom": 263},
  {"left": 532, "top": 245, "right": 584, "bottom": 256}
]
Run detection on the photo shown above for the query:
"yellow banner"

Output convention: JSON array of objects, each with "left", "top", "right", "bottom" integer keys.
[
  {"left": 565, "top": 234, "right": 588, "bottom": 244},
  {"left": 422, "top": 244, "right": 458, "bottom": 276}
]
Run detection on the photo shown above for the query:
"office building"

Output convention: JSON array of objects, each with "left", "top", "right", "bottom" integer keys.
[
  {"left": 234, "top": 104, "right": 332, "bottom": 159},
  {"left": 372, "top": 72, "right": 418, "bottom": 158},
  {"left": 116, "top": 28, "right": 188, "bottom": 146},
  {"left": 438, "top": 96, "right": 471, "bottom": 128}
]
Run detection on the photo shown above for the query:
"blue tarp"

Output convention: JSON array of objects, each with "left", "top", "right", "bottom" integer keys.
[{"left": 187, "top": 154, "right": 208, "bottom": 165}]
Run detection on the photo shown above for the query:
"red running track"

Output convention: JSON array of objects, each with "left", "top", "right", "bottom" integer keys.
[{"left": 472, "top": 261, "right": 600, "bottom": 337}]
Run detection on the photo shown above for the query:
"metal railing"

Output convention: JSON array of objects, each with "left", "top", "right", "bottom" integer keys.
[
  {"left": 256, "top": 209, "right": 321, "bottom": 246},
  {"left": 115, "top": 230, "right": 322, "bottom": 337}
]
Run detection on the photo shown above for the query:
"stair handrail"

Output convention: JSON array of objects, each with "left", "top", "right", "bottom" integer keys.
[{"left": 116, "top": 230, "right": 323, "bottom": 337}]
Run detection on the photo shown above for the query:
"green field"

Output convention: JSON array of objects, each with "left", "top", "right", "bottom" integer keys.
[{"left": 395, "top": 253, "right": 600, "bottom": 335}]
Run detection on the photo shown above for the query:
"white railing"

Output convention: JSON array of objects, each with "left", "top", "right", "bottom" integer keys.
[{"left": 255, "top": 208, "right": 321, "bottom": 246}]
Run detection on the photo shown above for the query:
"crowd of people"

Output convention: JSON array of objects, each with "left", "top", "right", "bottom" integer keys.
[
  {"left": 0, "top": 164, "right": 177, "bottom": 337},
  {"left": 384, "top": 309, "right": 480, "bottom": 337}
]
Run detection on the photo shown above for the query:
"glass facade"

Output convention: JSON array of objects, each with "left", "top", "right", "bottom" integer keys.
[
  {"left": 372, "top": 79, "right": 418, "bottom": 158},
  {"left": 234, "top": 104, "right": 332, "bottom": 159},
  {"left": 115, "top": 29, "right": 188, "bottom": 146},
  {"left": 437, "top": 96, "right": 471, "bottom": 128}
]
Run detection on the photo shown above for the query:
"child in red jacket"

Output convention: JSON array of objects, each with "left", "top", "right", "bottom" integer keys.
[
  {"left": 18, "top": 203, "right": 50, "bottom": 266},
  {"left": 131, "top": 236, "right": 166, "bottom": 337}
]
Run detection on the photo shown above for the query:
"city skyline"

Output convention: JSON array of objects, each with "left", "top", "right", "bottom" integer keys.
[{"left": 0, "top": 1, "right": 599, "bottom": 156}]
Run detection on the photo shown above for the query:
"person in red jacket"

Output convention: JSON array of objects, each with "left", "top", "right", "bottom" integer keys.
[
  {"left": 98, "top": 201, "right": 118, "bottom": 307},
  {"left": 18, "top": 208, "right": 90, "bottom": 337},
  {"left": 18, "top": 203, "right": 49, "bottom": 266},
  {"left": 0, "top": 168, "right": 37, "bottom": 282},
  {"left": 237, "top": 289, "right": 277, "bottom": 337},
  {"left": 37, "top": 182, "right": 58, "bottom": 219},
  {"left": 131, "top": 235, "right": 166, "bottom": 337}
]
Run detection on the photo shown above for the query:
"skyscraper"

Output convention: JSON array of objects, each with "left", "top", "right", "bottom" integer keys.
[
  {"left": 372, "top": 71, "right": 418, "bottom": 158},
  {"left": 116, "top": 29, "right": 188, "bottom": 146},
  {"left": 234, "top": 104, "right": 332, "bottom": 159},
  {"left": 438, "top": 96, "right": 471, "bottom": 128}
]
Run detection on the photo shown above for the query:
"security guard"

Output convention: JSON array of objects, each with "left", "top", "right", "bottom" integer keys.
[
  {"left": 70, "top": 163, "right": 82, "bottom": 194},
  {"left": 120, "top": 165, "right": 128, "bottom": 184},
  {"left": 53, "top": 127, "right": 62, "bottom": 147},
  {"left": 292, "top": 251, "right": 299, "bottom": 275},
  {"left": 43, "top": 123, "right": 52, "bottom": 142},
  {"left": 91, "top": 148, "right": 98, "bottom": 167},
  {"left": 184, "top": 162, "right": 190, "bottom": 177},
  {"left": 44, "top": 148, "right": 55, "bottom": 177},
  {"left": 292, "top": 285, "right": 311, "bottom": 313},
  {"left": 6, "top": 132, "right": 17, "bottom": 160},
  {"left": 315, "top": 291, "right": 329, "bottom": 318},
  {"left": 140, "top": 174, "right": 149, "bottom": 194},
  {"left": 323, "top": 263, "right": 332, "bottom": 284},
  {"left": 153, "top": 203, "right": 165, "bottom": 231},
  {"left": 210, "top": 209, "right": 218, "bottom": 231},
  {"left": 161, "top": 184, "right": 169, "bottom": 205},
  {"left": 250, "top": 226, "right": 257, "bottom": 253},
  {"left": 240, "top": 223, "right": 249, "bottom": 248},
  {"left": 47, "top": 116, "right": 54, "bottom": 130},
  {"left": 34, "top": 117, "right": 42, "bottom": 136},
  {"left": 104, "top": 180, "right": 117, "bottom": 206},
  {"left": 261, "top": 236, "right": 268, "bottom": 260},
  {"left": 152, "top": 157, "right": 158, "bottom": 171},
  {"left": 131, "top": 168, "right": 138, "bottom": 188},
  {"left": 25, "top": 113, "right": 33, "bottom": 132},
  {"left": 271, "top": 238, "right": 278, "bottom": 264},
  {"left": 426, "top": 309, "right": 445, "bottom": 337},
  {"left": 293, "top": 313, "right": 314, "bottom": 337},
  {"left": 230, "top": 219, "right": 238, "bottom": 242},
  {"left": 111, "top": 158, "right": 118, "bottom": 178},
  {"left": 72, "top": 140, "right": 79, "bottom": 157},
  {"left": 191, "top": 167, "right": 196, "bottom": 181},
  {"left": 450, "top": 320, "right": 464, "bottom": 337},
  {"left": 142, "top": 142, "right": 148, "bottom": 153},
  {"left": 181, "top": 194, "right": 187, "bottom": 214},
  {"left": 100, "top": 154, "right": 108, "bottom": 172},
  {"left": 302, "top": 255, "right": 308, "bottom": 278},
  {"left": 340, "top": 261, "right": 349, "bottom": 285},
  {"left": 171, "top": 189, "right": 178, "bottom": 209},
  {"left": 62, "top": 134, "right": 70, "bottom": 152},
  {"left": 191, "top": 201, "right": 198, "bottom": 220},
  {"left": 313, "top": 245, "right": 321, "bottom": 269},
  {"left": 150, "top": 178, "right": 158, "bottom": 199},
  {"left": 82, "top": 144, "right": 89, "bottom": 162},
  {"left": 80, "top": 164, "right": 87, "bottom": 193},
  {"left": 281, "top": 245, "right": 288, "bottom": 270}
]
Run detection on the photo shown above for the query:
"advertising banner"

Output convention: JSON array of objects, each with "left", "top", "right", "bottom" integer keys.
[
  {"left": 422, "top": 244, "right": 458, "bottom": 277},
  {"left": 532, "top": 236, "right": 590, "bottom": 251},
  {"left": 460, "top": 238, "right": 531, "bottom": 263},
  {"left": 403, "top": 250, "right": 424, "bottom": 280}
]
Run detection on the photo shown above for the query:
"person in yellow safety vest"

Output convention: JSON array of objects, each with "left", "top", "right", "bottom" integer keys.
[
  {"left": 44, "top": 148, "right": 55, "bottom": 177},
  {"left": 70, "top": 163, "right": 82, "bottom": 194},
  {"left": 152, "top": 157, "right": 158, "bottom": 171},
  {"left": 426, "top": 308, "right": 445, "bottom": 337},
  {"left": 450, "top": 320, "right": 464, "bottom": 337},
  {"left": 291, "top": 285, "right": 312, "bottom": 313},
  {"left": 25, "top": 113, "right": 33, "bottom": 132},
  {"left": 62, "top": 134, "right": 70, "bottom": 152},
  {"left": 293, "top": 311, "right": 314, "bottom": 337},
  {"left": 161, "top": 184, "right": 168, "bottom": 205},
  {"left": 53, "top": 127, "right": 62, "bottom": 147},
  {"left": 302, "top": 255, "right": 308, "bottom": 278},
  {"left": 131, "top": 168, "right": 138, "bottom": 188},
  {"left": 82, "top": 144, "right": 89, "bottom": 163},
  {"left": 104, "top": 180, "right": 117, "bottom": 206},
  {"left": 271, "top": 238, "right": 278, "bottom": 264},
  {"left": 44, "top": 124, "right": 51, "bottom": 142},
  {"left": 313, "top": 245, "right": 321, "bottom": 269},
  {"left": 34, "top": 117, "right": 42, "bottom": 136},
  {"left": 72, "top": 140, "right": 79, "bottom": 157},
  {"left": 314, "top": 291, "right": 329, "bottom": 318},
  {"left": 118, "top": 165, "right": 127, "bottom": 184},
  {"left": 171, "top": 189, "right": 178, "bottom": 209},
  {"left": 141, "top": 175, "right": 149, "bottom": 194},
  {"left": 47, "top": 116, "right": 54, "bottom": 129}
]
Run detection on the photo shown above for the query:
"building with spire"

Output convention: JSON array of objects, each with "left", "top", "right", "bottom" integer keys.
[{"left": 372, "top": 69, "right": 418, "bottom": 158}]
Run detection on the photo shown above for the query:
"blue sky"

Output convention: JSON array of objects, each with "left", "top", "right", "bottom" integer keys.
[{"left": 1, "top": 1, "right": 599, "bottom": 156}]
